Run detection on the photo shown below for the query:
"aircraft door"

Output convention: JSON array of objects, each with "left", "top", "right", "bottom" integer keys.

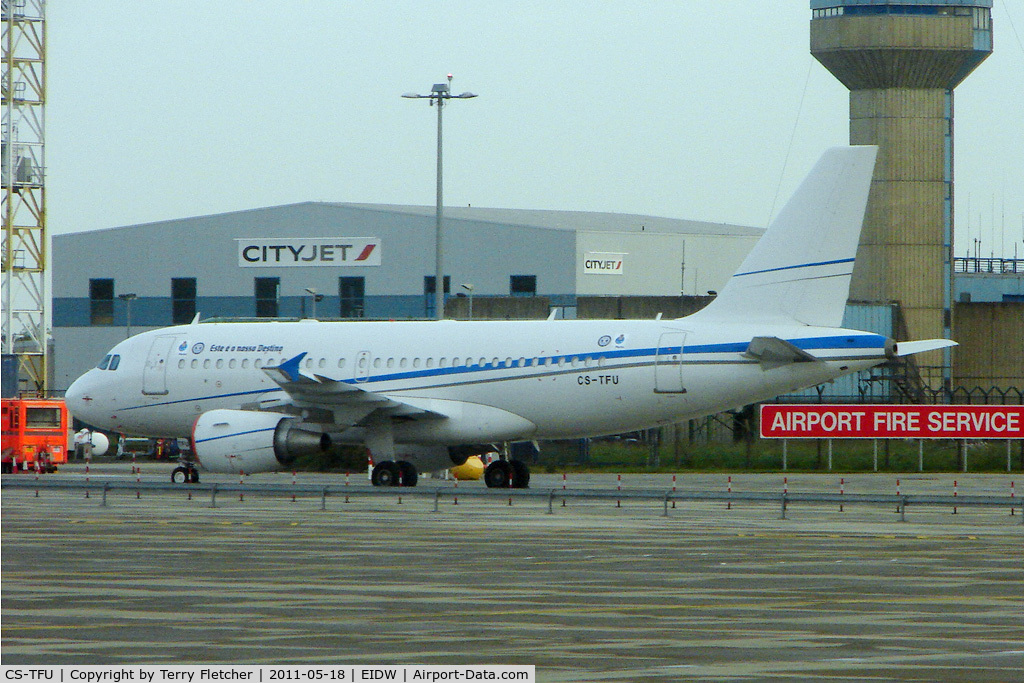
[
  {"left": 355, "top": 350, "right": 372, "bottom": 383},
  {"left": 655, "top": 332, "right": 686, "bottom": 394},
  {"left": 142, "top": 335, "right": 179, "bottom": 395}
]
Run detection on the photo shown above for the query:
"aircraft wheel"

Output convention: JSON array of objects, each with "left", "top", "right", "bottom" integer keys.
[
  {"left": 484, "top": 460, "right": 512, "bottom": 488},
  {"left": 510, "top": 459, "right": 530, "bottom": 489},
  {"left": 171, "top": 466, "right": 188, "bottom": 484},
  {"left": 397, "top": 460, "right": 418, "bottom": 487},
  {"left": 188, "top": 467, "right": 200, "bottom": 483},
  {"left": 371, "top": 461, "right": 400, "bottom": 487}
]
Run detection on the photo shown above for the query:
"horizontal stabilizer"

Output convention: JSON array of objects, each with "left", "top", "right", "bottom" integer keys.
[
  {"left": 893, "top": 339, "right": 958, "bottom": 357},
  {"left": 743, "top": 336, "right": 820, "bottom": 369}
]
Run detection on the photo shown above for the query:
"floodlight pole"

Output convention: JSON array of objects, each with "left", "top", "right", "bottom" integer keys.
[
  {"left": 118, "top": 293, "right": 137, "bottom": 339},
  {"left": 403, "top": 75, "right": 477, "bottom": 319},
  {"left": 461, "top": 283, "right": 475, "bottom": 320}
]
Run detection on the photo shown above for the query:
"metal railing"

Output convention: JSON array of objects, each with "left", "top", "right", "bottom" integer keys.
[
  {"left": 954, "top": 257, "right": 1024, "bottom": 274},
  {"left": 4, "top": 477, "right": 1021, "bottom": 523}
]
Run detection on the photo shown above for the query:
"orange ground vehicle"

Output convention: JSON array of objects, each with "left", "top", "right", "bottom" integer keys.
[{"left": 1, "top": 398, "right": 69, "bottom": 473}]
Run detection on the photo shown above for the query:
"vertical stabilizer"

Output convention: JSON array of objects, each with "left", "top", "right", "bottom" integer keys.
[{"left": 692, "top": 146, "right": 877, "bottom": 327}]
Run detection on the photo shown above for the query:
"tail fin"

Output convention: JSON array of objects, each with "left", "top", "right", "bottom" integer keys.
[{"left": 693, "top": 146, "right": 877, "bottom": 327}]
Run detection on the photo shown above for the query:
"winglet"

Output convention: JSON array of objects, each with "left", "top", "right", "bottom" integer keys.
[{"left": 267, "top": 352, "right": 308, "bottom": 383}]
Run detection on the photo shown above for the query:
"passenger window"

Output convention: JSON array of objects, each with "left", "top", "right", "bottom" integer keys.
[
  {"left": 413, "top": 358, "right": 421, "bottom": 368},
  {"left": 479, "top": 358, "right": 486, "bottom": 367},
  {"left": 109, "top": 355, "right": 121, "bottom": 371},
  {"left": 387, "top": 358, "right": 395, "bottom": 369},
  {"left": 203, "top": 359, "right": 211, "bottom": 369},
  {"left": 319, "top": 358, "right": 326, "bottom": 369},
  {"left": 452, "top": 357, "right": 460, "bottom": 367},
  {"left": 426, "top": 358, "right": 435, "bottom": 368},
  {"left": 216, "top": 359, "right": 224, "bottom": 369},
  {"left": 242, "top": 359, "right": 250, "bottom": 369},
  {"left": 229, "top": 359, "right": 237, "bottom": 369},
  {"left": 358, "top": 357, "right": 367, "bottom": 368},
  {"left": 97, "top": 355, "right": 111, "bottom": 370},
  {"left": 191, "top": 359, "right": 199, "bottom": 369},
  {"left": 440, "top": 357, "right": 447, "bottom": 367},
  {"left": 178, "top": 359, "right": 186, "bottom": 369},
  {"left": 338, "top": 358, "right": 346, "bottom": 369},
  {"left": 373, "top": 358, "right": 382, "bottom": 369},
  {"left": 505, "top": 357, "right": 513, "bottom": 367},
  {"left": 492, "top": 357, "right": 500, "bottom": 367},
  {"left": 400, "top": 358, "right": 408, "bottom": 369},
  {"left": 255, "top": 359, "right": 263, "bottom": 368},
  {"left": 305, "top": 358, "right": 313, "bottom": 369}
]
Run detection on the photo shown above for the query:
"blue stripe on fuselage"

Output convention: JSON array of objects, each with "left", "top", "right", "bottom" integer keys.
[{"left": 121, "top": 333, "right": 886, "bottom": 411}]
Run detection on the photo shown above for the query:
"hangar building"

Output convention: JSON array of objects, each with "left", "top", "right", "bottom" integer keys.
[{"left": 51, "top": 202, "right": 762, "bottom": 390}]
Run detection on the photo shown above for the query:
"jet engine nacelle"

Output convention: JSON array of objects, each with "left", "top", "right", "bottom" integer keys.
[{"left": 192, "top": 409, "right": 330, "bottom": 474}]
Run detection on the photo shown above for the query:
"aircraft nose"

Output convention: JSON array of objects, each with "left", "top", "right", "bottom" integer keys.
[{"left": 65, "top": 372, "right": 97, "bottom": 421}]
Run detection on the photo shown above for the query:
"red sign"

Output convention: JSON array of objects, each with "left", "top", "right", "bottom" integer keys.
[{"left": 760, "top": 404, "right": 1024, "bottom": 439}]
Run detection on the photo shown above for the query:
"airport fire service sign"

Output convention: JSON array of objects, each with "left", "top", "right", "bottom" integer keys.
[
  {"left": 237, "top": 238, "right": 381, "bottom": 267},
  {"left": 760, "top": 404, "right": 1024, "bottom": 439}
]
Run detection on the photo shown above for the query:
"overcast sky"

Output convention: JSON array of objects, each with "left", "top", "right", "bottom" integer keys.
[{"left": 45, "top": 1, "right": 1024, "bottom": 258}]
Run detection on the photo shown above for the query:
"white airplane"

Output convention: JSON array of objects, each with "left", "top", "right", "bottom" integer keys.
[{"left": 65, "top": 146, "right": 954, "bottom": 487}]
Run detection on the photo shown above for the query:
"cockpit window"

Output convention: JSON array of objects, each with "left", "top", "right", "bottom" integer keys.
[
  {"left": 97, "top": 355, "right": 112, "bottom": 370},
  {"left": 109, "top": 354, "right": 121, "bottom": 371}
]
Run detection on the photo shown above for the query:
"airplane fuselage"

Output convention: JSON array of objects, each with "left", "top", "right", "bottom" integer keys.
[{"left": 68, "top": 318, "right": 889, "bottom": 443}]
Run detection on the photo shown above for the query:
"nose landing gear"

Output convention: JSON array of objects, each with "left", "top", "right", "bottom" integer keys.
[{"left": 171, "top": 461, "right": 200, "bottom": 484}]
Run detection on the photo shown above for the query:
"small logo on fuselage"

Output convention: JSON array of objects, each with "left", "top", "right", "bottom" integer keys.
[
  {"left": 598, "top": 335, "right": 612, "bottom": 347},
  {"left": 191, "top": 342, "right": 205, "bottom": 354}
]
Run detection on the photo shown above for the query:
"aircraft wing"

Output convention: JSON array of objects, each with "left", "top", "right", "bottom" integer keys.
[
  {"left": 263, "top": 353, "right": 444, "bottom": 425},
  {"left": 743, "top": 336, "right": 821, "bottom": 369}
]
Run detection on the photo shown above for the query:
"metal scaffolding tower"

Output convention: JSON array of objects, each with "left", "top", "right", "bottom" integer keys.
[{"left": 2, "top": 0, "right": 48, "bottom": 394}]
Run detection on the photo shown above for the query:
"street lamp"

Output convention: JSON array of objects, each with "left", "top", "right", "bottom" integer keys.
[
  {"left": 118, "top": 293, "right": 137, "bottom": 338},
  {"left": 460, "top": 283, "right": 474, "bottom": 320},
  {"left": 304, "top": 288, "right": 323, "bottom": 319},
  {"left": 403, "top": 74, "right": 477, "bottom": 319}
]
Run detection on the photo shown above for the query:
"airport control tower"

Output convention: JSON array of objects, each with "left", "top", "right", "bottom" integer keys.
[{"left": 810, "top": 0, "right": 992, "bottom": 389}]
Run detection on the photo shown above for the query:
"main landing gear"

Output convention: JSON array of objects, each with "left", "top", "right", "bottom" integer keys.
[
  {"left": 370, "top": 460, "right": 419, "bottom": 487},
  {"left": 484, "top": 459, "right": 530, "bottom": 489},
  {"left": 368, "top": 458, "right": 531, "bottom": 488}
]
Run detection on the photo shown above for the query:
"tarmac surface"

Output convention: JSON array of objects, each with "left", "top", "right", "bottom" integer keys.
[{"left": 2, "top": 463, "right": 1023, "bottom": 681}]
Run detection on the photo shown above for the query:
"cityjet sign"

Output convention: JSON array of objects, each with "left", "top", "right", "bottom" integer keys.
[
  {"left": 237, "top": 238, "right": 382, "bottom": 267},
  {"left": 583, "top": 252, "right": 625, "bottom": 275},
  {"left": 761, "top": 404, "right": 1024, "bottom": 439}
]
